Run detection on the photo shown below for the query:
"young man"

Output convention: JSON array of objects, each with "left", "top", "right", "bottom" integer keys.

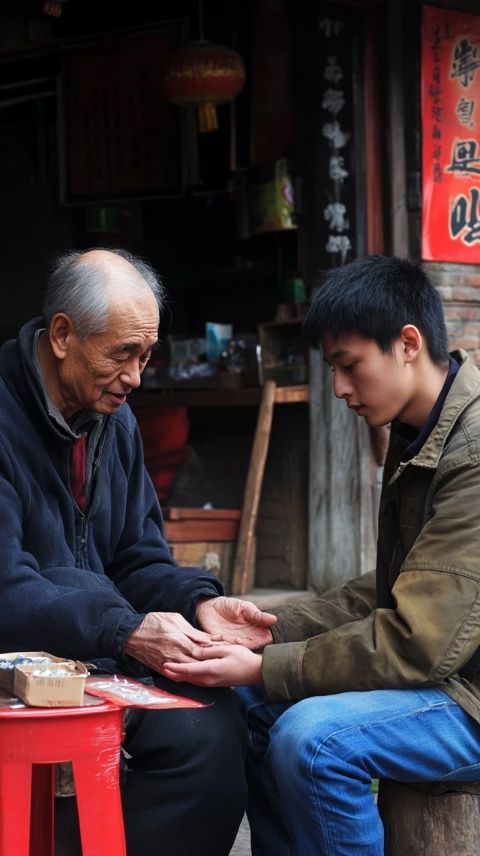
[{"left": 164, "top": 255, "right": 480, "bottom": 855}]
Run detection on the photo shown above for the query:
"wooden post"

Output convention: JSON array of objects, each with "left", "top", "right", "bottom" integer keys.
[
  {"left": 387, "top": 0, "right": 409, "bottom": 257},
  {"left": 231, "top": 380, "right": 276, "bottom": 595},
  {"left": 309, "top": 350, "right": 376, "bottom": 591},
  {"left": 378, "top": 779, "right": 480, "bottom": 855},
  {"left": 364, "top": 5, "right": 385, "bottom": 255}
]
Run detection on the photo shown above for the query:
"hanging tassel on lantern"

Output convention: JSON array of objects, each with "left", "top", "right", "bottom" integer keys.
[{"left": 198, "top": 101, "right": 218, "bottom": 133}]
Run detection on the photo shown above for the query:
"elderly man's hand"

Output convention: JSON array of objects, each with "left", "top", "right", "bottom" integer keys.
[
  {"left": 124, "top": 612, "right": 220, "bottom": 674},
  {"left": 195, "top": 596, "right": 276, "bottom": 650}
]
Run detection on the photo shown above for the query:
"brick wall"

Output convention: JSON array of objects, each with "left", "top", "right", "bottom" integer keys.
[{"left": 424, "top": 262, "right": 480, "bottom": 365}]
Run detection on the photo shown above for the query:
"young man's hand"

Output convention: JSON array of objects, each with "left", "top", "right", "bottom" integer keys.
[
  {"left": 195, "top": 596, "right": 276, "bottom": 650},
  {"left": 163, "top": 644, "right": 263, "bottom": 687}
]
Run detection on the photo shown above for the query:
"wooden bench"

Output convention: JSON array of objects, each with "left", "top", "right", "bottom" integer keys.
[{"left": 378, "top": 779, "right": 480, "bottom": 855}]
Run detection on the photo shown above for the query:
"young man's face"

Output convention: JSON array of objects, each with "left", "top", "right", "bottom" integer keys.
[{"left": 322, "top": 333, "right": 415, "bottom": 428}]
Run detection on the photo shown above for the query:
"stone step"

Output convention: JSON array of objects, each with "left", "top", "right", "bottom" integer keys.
[{"left": 237, "top": 587, "right": 316, "bottom": 609}]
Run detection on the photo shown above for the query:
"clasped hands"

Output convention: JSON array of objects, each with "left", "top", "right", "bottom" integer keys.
[{"left": 125, "top": 596, "right": 277, "bottom": 687}]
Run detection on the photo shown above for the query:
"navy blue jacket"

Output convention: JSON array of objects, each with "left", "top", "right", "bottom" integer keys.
[{"left": 0, "top": 318, "right": 223, "bottom": 667}]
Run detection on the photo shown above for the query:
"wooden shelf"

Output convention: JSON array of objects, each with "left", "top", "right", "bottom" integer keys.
[
  {"left": 130, "top": 380, "right": 309, "bottom": 596},
  {"left": 130, "top": 384, "right": 309, "bottom": 409},
  {"left": 274, "top": 384, "right": 309, "bottom": 404}
]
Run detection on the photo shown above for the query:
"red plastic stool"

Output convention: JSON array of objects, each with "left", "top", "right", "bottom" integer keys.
[{"left": 0, "top": 700, "right": 126, "bottom": 856}]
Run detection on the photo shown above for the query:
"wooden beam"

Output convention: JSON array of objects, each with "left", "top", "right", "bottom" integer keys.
[
  {"left": 334, "top": 0, "right": 384, "bottom": 7},
  {"left": 274, "top": 384, "right": 309, "bottom": 404},
  {"left": 387, "top": 0, "right": 409, "bottom": 256},
  {"left": 364, "top": 6, "right": 385, "bottom": 254},
  {"left": 130, "top": 384, "right": 309, "bottom": 410},
  {"left": 231, "top": 381, "right": 277, "bottom": 595}
]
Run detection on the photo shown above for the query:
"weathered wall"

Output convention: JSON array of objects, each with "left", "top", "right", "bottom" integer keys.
[
  {"left": 255, "top": 405, "right": 308, "bottom": 590},
  {"left": 0, "top": 101, "right": 72, "bottom": 341},
  {"left": 308, "top": 350, "right": 377, "bottom": 593},
  {"left": 425, "top": 263, "right": 480, "bottom": 365}
]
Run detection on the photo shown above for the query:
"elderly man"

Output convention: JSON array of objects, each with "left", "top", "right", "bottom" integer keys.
[{"left": 0, "top": 248, "right": 275, "bottom": 856}]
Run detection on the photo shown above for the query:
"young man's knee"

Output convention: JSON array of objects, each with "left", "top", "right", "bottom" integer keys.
[{"left": 267, "top": 697, "right": 360, "bottom": 774}]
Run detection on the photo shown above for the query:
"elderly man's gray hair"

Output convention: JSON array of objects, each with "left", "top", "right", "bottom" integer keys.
[{"left": 43, "top": 248, "right": 165, "bottom": 341}]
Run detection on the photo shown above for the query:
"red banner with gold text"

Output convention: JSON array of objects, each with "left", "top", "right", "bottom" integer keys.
[{"left": 422, "top": 5, "right": 480, "bottom": 263}]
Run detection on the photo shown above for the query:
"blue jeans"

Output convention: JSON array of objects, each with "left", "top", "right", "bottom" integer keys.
[{"left": 235, "top": 685, "right": 480, "bottom": 856}]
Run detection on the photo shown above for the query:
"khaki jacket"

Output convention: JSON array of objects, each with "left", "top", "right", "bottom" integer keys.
[{"left": 263, "top": 350, "right": 480, "bottom": 726}]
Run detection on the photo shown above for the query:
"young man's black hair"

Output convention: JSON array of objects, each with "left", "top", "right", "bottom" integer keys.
[{"left": 302, "top": 255, "right": 449, "bottom": 365}]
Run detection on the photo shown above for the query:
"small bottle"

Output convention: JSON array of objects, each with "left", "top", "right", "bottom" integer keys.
[{"left": 218, "top": 349, "right": 228, "bottom": 373}]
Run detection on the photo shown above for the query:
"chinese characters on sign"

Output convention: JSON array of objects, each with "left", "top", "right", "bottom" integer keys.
[
  {"left": 318, "top": 16, "right": 354, "bottom": 265},
  {"left": 422, "top": 5, "right": 480, "bottom": 262},
  {"left": 65, "top": 29, "right": 184, "bottom": 202}
]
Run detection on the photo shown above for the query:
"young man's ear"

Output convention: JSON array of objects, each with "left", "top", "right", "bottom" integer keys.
[
  {"left": 49, "top": 313, "right": 74, "bottom": 361},
  {"left": 400, "top": 324, "right": 422, "bottom": 362}
]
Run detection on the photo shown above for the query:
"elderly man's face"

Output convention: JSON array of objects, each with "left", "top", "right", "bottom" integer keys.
[{"left": 57, "top": 290, "right": 159, "bottom": 418}]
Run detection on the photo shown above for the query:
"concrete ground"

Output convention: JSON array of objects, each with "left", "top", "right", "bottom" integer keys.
[
  {"left": 240, "top": 587, "right": 316, "bottom": 610},
  {"left": 230, "top": 815, "right": 252, "bottom": 856}
]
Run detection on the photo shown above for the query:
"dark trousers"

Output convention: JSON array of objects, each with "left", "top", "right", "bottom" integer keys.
[
  {"left": 55, "top": 676, "right": 247, "bottom": 856},
  {"left": 121, "top": 676, "right": 247, "bottom": 856}
]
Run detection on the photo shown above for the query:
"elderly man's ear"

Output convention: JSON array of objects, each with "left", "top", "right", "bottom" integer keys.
[{"left": 49, "top": 313, "right": 75, "bottom": 359}]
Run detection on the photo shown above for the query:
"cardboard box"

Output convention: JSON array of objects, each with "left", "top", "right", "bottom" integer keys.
[
  {"left": 170, "top": 540, "right": 235, "bottom": 587},
  {"left": 164, "top": 509, "right": 241, "bottom": 589},
  {"left": 0, "top": 651, "right": 54, "bottom": 693},
  {"left": 0, "top": 652, "right": 88, "bottom": 707},
  {"left": 163, "top": 507, "right": 241, "bottom": 542}
]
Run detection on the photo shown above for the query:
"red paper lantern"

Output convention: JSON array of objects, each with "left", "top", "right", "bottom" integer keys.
[
  {"left": 42, "top": 0, "right": 66, "bottom": 16},
  {"left": 163, "top": 40, "right": 246, "bottom": 133}
]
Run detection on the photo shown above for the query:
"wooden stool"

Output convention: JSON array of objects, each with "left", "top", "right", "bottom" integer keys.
[
  {"left": 0, "top": 700, "right": 125, "bottom": 856},
  {"left": 378, "top": 779, "right": 480, "bottom": 855}
]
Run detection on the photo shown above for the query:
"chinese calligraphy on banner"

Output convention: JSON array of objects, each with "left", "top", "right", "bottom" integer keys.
[
  {"left": 422, "top": 5, "right": 480, "bottom": 262},
  {"left": 317, "top": 12, "right": 355, "bottom": 266}
]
